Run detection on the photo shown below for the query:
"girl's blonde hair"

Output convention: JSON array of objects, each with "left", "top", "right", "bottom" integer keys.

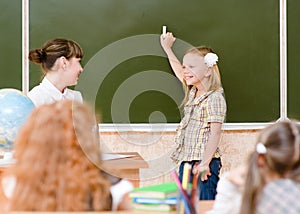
[
  {"left": 7, "top": 100, "right": 112, "bottom": 211},
  {"left": 240, "top": 121, "right": 300, "bottom": 214},
  {"left": 182, "top": 46, "right": 222, "bottom": 105}
]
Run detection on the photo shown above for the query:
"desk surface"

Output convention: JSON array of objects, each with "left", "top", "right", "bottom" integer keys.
[
  {"left": 0, "top": 152, "right": 148, "bottom": 171},
  {"left": 0, "top": 152, "right": 148, "bottom": 187},
  {"left": 102, "top": 152, "right": 148, "bottom": 169},
  {"left": 102, "top": 152, "right": 148, "bottom": 187},
  {"left": 7, "top": 200, "right": 214, "bottom": 213}
]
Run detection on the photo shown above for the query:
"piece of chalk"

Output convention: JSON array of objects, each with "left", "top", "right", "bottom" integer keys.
[{"left": 162, "top": 26, "right": 167, "bottom": 37}]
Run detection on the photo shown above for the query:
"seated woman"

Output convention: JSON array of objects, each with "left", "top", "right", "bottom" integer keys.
[{"left": 0, "top": 100, "right": 133, "bottom": 211}]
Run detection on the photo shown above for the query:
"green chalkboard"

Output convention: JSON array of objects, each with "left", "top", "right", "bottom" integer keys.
[
  {"left": 0, "top": 0, "right": 22, "bottom": 90},
  {"left": 1, "top": 0, "right": 287, "bottom": 123},
  {"left": 288, "top": 0, "right": 300, "bottom": 121}
]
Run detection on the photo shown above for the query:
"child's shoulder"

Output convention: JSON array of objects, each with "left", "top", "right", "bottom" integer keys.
[{"left": 208, "top": 88, "right": 225, "bottom": 99}]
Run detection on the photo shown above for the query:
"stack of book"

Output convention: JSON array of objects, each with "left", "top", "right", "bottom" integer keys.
[{"left": 129, "top": 182, "right": 178, "bottom": 212}]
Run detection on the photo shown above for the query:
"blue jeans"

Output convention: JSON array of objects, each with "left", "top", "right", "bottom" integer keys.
[{"left": 178, "top": 158, "right": 222, "bottom": 200}]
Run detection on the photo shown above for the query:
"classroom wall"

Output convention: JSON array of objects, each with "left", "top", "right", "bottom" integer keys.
[{"left": 99, "top": 129, "right": 259, "bottom": 187}]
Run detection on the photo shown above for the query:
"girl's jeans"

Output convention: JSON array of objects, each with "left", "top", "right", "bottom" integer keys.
[{"left": 179, "top": 158, "right": 222, "bottom": 200}]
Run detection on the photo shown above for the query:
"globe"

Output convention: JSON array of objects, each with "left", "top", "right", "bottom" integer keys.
[{"left": 0, "top": 88, "right": 35, "bottom": 150}]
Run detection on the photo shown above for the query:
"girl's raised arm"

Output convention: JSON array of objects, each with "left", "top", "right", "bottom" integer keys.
[{"left": 160, "top": 33, "right": 184, "bottom": 83}]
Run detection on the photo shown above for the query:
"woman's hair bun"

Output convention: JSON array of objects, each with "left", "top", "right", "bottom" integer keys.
[{"left": 28, "top": 48, "right": 46, "bottom": 64}]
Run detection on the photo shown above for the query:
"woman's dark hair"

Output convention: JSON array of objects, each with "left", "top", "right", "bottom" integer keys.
[{"left": 29, "top": 38, "right": 83, "bottom": 73}]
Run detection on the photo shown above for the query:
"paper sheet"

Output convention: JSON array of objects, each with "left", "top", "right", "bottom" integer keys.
[{"left": 102, "top": 153, "right": 137, "bottom": 161}]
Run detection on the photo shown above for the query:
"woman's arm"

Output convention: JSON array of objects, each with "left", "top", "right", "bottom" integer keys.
[{"left": 160, "top": 33, "right": 184, "bottom": 83}]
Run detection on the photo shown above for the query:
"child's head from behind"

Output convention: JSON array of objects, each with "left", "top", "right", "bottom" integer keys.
[
  {"left": 256, "top": 121, "right": 299, "bottom": 176},
  {"left": 183, "top": 46, "right": 221, "bottom": 91},
  {"left": 14, "top": 100, "right": 101, "bottom": 166},
  {"left": 241, "top": 120, "right": 300, "bottom": 214},
  {"left": 9, "top": 100, "right": 111, "bottom": 211}
]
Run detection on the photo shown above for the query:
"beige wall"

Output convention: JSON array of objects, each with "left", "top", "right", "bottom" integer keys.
[{"left": 99, "top": 129, "right": 260, "bottom": 187}]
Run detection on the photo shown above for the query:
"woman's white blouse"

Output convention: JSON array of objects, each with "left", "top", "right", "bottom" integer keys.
[{"left": 27, "top": 77, "right": 83, "bottom": 106}]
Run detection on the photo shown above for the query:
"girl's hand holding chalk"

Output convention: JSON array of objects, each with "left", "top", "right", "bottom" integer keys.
[
  {"left": 160, "top": 26, "right": 176, "bottom": 52},
  {"left": 161, "top": 26, "right": 175, "bottom": 42}
]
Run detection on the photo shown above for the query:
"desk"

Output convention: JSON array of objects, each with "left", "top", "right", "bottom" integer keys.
[
  {"left": 198, "top": 200, "right": 214, "bottom": 213},
  {"left": 7, "top": 201, "right": 214, "bottom": 213},
  {"left": 102, "top": 152, "right": 148, "bottom": 187},
  {"left": 0, "top": 152, "right": 148, "bottom": 188}
]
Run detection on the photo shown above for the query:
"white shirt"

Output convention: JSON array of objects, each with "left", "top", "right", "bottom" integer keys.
[
  {"left": 27, "top": 77, "right": 83, "bottom": 106},
  {"left": 2, "top": 176, "right": 133, "bottom": 211},
  {"left": 110, "top": 179, "right": 134, "bottom": 211},
  {"left": 206, "top": 172, "right": 242, "bottom": 214}
]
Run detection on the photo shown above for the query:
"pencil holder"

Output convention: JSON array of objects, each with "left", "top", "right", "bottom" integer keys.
[
  {"left": 176, "top": 183, "right": 198, "bottom": 214},
  {"left": 176, "top": 189, "right": 186, "bottom": 214}
]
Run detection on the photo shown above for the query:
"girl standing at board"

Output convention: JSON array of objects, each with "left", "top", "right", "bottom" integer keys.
[
  {"left": 160, "top": 32, "right": 226, "bottom": 200},
  {"left": 28, "top": 38, "right": 84, "bottom": 106}
]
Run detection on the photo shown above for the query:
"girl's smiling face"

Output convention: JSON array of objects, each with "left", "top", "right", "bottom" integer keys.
[{"left": 182, "top": 52, "right": 209, "bottom": 87}]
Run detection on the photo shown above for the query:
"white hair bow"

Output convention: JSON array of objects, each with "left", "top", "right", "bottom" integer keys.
[
  {"left": 256, "top": 142, "right": 267, "bottom": 154},
  {"left": 204, "top": 53, "right": 218, "bottom": 67}
]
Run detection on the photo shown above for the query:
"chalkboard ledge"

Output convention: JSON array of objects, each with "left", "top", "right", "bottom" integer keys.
[{"left": 98, "top": 123, "right": 273, "bottom": 132}]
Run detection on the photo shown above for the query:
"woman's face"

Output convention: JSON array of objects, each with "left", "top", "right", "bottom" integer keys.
[
  {"left": 65, "top": 57, "right": 83, "bottom": 86},
  {"left": 182, "top": 52, "right": 209, "bottom": 87}
]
